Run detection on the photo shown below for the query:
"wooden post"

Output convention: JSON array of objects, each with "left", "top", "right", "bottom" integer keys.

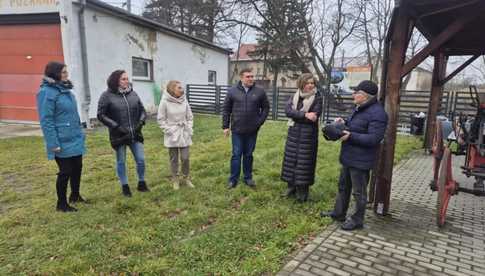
[
  {"left": 424, "top": 52, "right": 448, "bottom": 149},
  {"left": 374, "top": 7, "right": 411, "bottom": 216}
]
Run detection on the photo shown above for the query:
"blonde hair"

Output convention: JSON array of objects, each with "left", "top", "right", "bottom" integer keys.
[
  {"left": 297, "top": 73, "right": 316, "bottom": 90},
  {"left": 166, "top": 80, "right": 181, "bottom": 97}
]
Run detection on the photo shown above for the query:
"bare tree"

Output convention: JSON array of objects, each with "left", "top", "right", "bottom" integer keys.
[
  {"left": 221, "top": 0, "right": 362, "bottom": 91},
  {"left": 354, "top": 0, "right": 393, "bottom": 83},
  {"left": 229, "top": 23, "right": 250, "bottom": 82},
  {"left": 143, "top": 0, "right": 236, "bottom": 42},
  {"left": 305, "top": 0, "right": 363, "bottom": 92}
]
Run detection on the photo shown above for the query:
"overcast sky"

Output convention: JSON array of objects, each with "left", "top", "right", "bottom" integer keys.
[{"left": 102, "top": 0, "right": 147, "bottom": 15}]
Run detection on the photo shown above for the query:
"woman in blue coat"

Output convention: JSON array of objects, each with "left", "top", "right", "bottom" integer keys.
[{"left": 37, "top": 62, "right": 86, "bottom": 212}]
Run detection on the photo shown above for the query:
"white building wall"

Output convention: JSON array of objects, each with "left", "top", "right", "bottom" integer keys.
[
  {"left": 59, "top": 1, "right": 90, "bottom": 123},
  {"left": 60, "top": 2, "right": 229, "bottom": 121}
]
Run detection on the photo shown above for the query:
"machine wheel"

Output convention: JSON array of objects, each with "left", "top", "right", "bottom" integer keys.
[
  {"left": 431, "top": 120, "right": 444, "bottom": 190},
  {"left": 436, "top": 148, "right": 457, "bottom": 227}
]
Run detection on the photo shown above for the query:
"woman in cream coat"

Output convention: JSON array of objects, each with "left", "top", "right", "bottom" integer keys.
[{"left": 157, "top": 80, "right": 194, "bottom": 190}]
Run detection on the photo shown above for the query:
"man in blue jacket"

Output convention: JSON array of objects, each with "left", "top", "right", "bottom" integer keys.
[
  {"left": 321, "top": 80, "right": 388, "bottom": 230},
  {"left": 222, "top": 68, "right": 270, "bottom": 189}
]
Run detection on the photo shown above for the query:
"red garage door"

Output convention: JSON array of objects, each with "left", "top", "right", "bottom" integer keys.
[{"left": 0, "top": 24, "right": 64, "bottom": 122}]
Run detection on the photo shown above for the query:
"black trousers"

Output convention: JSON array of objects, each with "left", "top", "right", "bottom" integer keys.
[
  {"left": 54, "top": 155, "right": 83, "bottom": 206},
  {"left": 333, "top": 166, "right": 370, "bottom": 225}
]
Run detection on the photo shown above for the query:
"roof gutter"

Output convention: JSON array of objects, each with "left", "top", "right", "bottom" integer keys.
[{"left": 78, "top": 0, "right": 92, "bottom": 128}]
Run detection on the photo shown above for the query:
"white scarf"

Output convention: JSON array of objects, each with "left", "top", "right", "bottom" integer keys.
[{"left": 287, "top": 88, "right": 316, "bottom": 127}]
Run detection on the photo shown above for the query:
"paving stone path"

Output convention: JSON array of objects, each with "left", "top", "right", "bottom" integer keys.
[{"left": 278, "top": 153, "right": 485, "bottom": 276}]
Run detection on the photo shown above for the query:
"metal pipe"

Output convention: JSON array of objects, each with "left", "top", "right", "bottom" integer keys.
[{"left": 78, "top": 0, "right": 92, "bottom": 128}]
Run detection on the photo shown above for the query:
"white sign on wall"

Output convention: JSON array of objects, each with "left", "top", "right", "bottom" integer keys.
[{"left": 0, "top": 0, "right": 59, "bottom": 14}]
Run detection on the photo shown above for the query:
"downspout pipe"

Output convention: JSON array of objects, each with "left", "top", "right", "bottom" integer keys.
[{"left": 79, "top": 0, "right": 92, "bottom": 128}]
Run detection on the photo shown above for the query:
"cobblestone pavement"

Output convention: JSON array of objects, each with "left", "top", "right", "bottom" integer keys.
[{"left": 278, "top": 153, "right": 485, "bottom": 276}]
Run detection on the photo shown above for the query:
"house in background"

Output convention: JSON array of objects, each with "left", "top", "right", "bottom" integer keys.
[
  {"left": 230, "top": 44, "right": 299, "bottom": 89},
  {"left": 339, "top": 56, "right": 432, "bottom": 91},
  {"left": 0, "top": 0, "right": 231, "bottom": 124},
  {"left": 230, "top": 44, "right": 432, "bottom": 92}
]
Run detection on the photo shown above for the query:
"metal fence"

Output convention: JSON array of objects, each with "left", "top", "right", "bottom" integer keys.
[{"left": 186, "top": 84, "right": 480, "bottom": 127}]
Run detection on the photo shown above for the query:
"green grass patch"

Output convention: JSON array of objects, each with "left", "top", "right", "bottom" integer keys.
[{"left": 0, "top": 114, "right": 420, "bottom": 275}]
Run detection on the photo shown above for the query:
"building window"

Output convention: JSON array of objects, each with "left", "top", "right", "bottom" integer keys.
[
  {"left": 132, "top": 57, "right": 153, "bottom": 81},
  {"left": 208, "top": 70, "right": 217, "bottom": 85}
]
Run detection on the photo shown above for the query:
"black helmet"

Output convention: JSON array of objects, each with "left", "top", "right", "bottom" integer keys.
[{"left": 322, "top": 122, "right": 347, "bottom": 141}]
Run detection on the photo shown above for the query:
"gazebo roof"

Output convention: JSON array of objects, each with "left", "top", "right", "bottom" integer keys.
[{"left": 403, "top": 0, "right": 485, "bottom": 56}]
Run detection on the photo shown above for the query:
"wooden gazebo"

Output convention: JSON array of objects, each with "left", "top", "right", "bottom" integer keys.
[{"left": 373, "top": 0, "right": 485, "bottom": 215}]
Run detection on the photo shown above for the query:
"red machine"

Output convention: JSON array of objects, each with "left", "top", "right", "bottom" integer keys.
[{"left": 431, "top": 86, "right": 485, "bottom": 227}]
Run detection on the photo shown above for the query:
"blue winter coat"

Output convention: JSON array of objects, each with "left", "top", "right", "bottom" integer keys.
[
  {"left": 37, "top": 78, "right": 86, "bottom": 160},
  {"left": 340, "top": 97, "right": 388, "bottom": 170}
]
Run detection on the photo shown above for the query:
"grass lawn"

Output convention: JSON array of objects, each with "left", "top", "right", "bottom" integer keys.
[{"left": 0, "top": 114, "right": 420, "bottom": 275}]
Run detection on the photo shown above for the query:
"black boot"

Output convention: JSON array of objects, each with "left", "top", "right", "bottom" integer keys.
[
  {"left": 296, "top": 186, "right": 309, "bottom": 203},
  {"left": 56, "top": 202, "right": 78, "bottom": 212},
  {"left": 281, "top": 183, "right": 296, "bottom": 198},
  {"left": 69, "top": 193, "right": 88, "bottom": 204},
  {"left": 122, "top": 184, "right": 132, "bottom": 197},
  {"left": 137, "top": 181, "right": 150, "bottom": 192}
]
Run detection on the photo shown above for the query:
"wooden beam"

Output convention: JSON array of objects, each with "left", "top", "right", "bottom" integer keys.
[
  {"left": 440, "top": 55, "right": 479, "bottom": 85},
  {"left": 373, "top": 6, "right": 411, "bottom": 216},
  {"left": 418, "top": 0, "right": 480, "bottom": 19},
  {"left": 424, "top": 52, "right": 448, "bottom": 149},
  {"left": 400, "top": 5, "right": 482, "bottom": 78},
  {"left": 445, "top": 49, "right": 485, "bottom": 56}
]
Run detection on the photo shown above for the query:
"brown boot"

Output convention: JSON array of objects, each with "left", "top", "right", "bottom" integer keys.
[
  {"left": 172, "top": 176, "right": 180, "bottom": 190},
  {"left": 182, "top": 175, "right": 195, "bottom": 188}
]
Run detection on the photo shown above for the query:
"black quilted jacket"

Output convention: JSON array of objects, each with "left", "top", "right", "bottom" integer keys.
[
  {"left": 97, "top": 88, "right": 147, "bottom": 149},
  {"left": 222, "top": 81, "right": 270, "bottom": 134}
]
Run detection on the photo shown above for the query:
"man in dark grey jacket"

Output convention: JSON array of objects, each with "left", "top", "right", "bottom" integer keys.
[
  {"left": 321, "top": 80, "right": 388, "bottom": 231},
  {"left": 222, "top": 68, "right": 270, "bottom": 188}
]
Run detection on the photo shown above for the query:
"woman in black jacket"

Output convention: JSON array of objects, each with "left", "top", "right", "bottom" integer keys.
[
  {"left": 97, "top": 70, "right": 149, "bottom": 197},
  {"left": 281, "top": 73, "right": 322, "bottom": 202}
]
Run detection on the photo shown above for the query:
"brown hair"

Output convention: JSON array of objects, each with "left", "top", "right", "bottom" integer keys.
[
  {"left": 44, "top": 61, "right": 66, "bottom": 81},
  {"left": 296, "top": 73, "right": 316, "bottom": 90},
  {"left": 166, "top": 80, "right": 181, "bottom": 97},
  {"left": 239, "top": 68, "right": 253, "bottom": 76},
  {"left": 107, "top": 70, "right": 126, "bottom": 91}
]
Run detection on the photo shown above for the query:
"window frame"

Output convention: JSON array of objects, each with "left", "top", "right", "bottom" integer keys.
[
  {"left": 132, "top": 57, "right": 153, "bottom": 81},
  {"left": 208, "top": 70, "right": 217, "bottom": 85}
]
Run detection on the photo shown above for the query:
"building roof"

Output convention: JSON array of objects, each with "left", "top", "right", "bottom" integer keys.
[
  {"left": 403, "top": 0, "right": 485, "bottom": 56},
  {"left": 77, "top": 0, "right": 231, "bottom": 55},
  {"left": 231, "top": 44, "right": 259, "bottom": 61}
]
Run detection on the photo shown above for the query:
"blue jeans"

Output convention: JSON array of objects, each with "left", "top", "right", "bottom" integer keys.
[
  {"left": 115, "top": 142, "right": 145, "bottom": 186},
  {"left": 230, "top": 132, "right": 257, "bottom": 184}
]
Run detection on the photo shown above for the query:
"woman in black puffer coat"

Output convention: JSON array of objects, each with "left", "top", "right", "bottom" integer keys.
[
  {"left": 281, "top": 73, "right": 322, "bottom": 202},
  {"left": 97, "top": 70, "right": 149, "bottom": 197}
]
